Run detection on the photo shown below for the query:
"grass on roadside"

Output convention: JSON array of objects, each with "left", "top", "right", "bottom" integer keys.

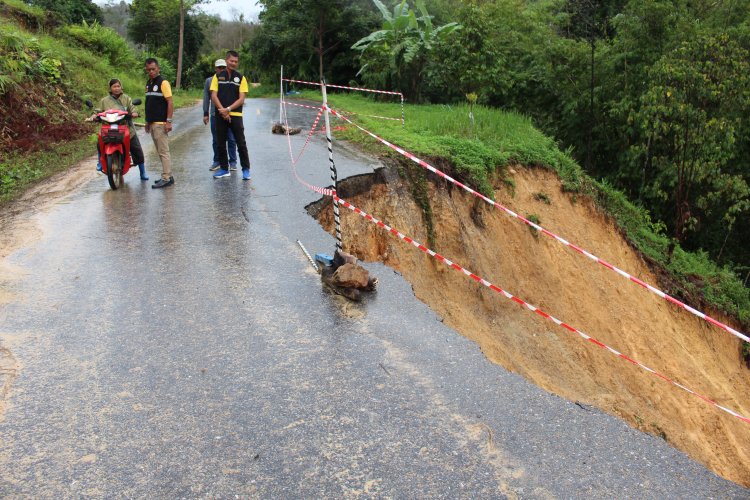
[{"left": 0, "top": 135, "right": 95, "bottom": 203}]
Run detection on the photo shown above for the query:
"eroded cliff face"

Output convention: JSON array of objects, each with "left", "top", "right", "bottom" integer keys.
[{"left": 311, "top": 164, "right": 750, "bottom": 487}]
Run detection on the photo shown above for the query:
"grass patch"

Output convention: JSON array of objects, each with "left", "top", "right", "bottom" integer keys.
[
  {"left": 285, "top": 89, "right": 583, "bottom": 197},
  {"left": 533, "top": 192, "right": 551, "bottom": 204},
  {"left": 249, "top": 83, "right": 280, "bottom": 99},
  {"left": 526, "top": 214, "right": 541, "bottom": 238},
  {"left": 0, "top": 135, "right": 94, "bottom": 203}
]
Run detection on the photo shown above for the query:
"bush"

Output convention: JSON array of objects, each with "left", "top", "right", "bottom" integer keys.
[{"left": 58, "top": 20, "right": 136, "bottom": 69}]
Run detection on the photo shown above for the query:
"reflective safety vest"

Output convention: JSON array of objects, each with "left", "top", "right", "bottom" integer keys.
[
  {"left": 145, "top": 75, "right": 168, "bottom": 123},
  {"left": 211, "top": 69, "right": 248, "bottom": 117}
]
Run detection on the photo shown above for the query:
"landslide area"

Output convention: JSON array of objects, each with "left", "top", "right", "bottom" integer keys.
[{"left": 312, "top": 164, "right": 750, "bottom": 487}]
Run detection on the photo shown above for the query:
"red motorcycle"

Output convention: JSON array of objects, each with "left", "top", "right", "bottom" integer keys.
[{"left": 86, "top": 99, "right": 141, "bottom": 190}]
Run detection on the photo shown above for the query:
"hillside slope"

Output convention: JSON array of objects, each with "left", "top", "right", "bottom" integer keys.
[{"left": 316, "top": 164, "right": 750, "bottom": 487}]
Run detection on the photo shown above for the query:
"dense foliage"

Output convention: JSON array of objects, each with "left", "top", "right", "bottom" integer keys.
[
  {"left": 245, "top": 0, "right": 380, "bottom": 84},
  {"left": 127, "top": 0, "right": 206, "bottom": 76},
  {"left": 24, "top": 0, "right": 102, "bottom": 24}
]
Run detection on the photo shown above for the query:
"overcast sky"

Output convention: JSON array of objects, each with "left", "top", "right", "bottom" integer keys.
[
  {"left": 95, "top": 1, "right": 262, "bottom": 21},
  {"left": 198, "top": 0, "right": 261, "bottom": 21}
]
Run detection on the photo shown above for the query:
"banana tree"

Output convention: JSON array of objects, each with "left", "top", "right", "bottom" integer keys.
[{"left": 352, "top": 0, "right": 460, "bottom": 101}]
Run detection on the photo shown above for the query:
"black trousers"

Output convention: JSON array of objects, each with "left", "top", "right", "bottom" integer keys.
[
  {"left": 129, "top": 132, "right": 145, "bottom": 165},
  {"left": 215, "top": 114, "right": 250, "bottom": 170}
]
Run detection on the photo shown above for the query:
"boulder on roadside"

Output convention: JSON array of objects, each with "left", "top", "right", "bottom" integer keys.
[
  {"left": 271, "top": 123, "right": 301, "bottom": 135},
  {"left": 331, "top": 263, "right": 370, "bottom": 289},
  {"left": 320, "top": 250, "right": 377, "bottom": 301}
]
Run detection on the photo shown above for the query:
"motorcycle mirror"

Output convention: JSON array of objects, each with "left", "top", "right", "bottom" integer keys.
[
  {"left": 132, "top": 98, "right": 142, "bottom": 106},
  {"left": 85, "top": 100, "right": 93, "bottom": 108}
]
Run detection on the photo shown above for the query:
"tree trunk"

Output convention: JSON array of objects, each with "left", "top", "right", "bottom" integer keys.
[
  {"left": 176, "top": 0, "right": 185, "bottom": 89},
  {"left": 586, "top": 37, "right": 594, "bottom": 171},
  {"left": 717, "top": 224, "right": 732, "bottom": 262}
]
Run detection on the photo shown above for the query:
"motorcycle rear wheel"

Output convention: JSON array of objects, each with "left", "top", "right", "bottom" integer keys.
[{"left": 106, "top": 152, "right": 123, "bottom": 190}]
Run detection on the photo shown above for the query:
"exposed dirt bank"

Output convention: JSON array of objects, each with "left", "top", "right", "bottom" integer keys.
[{"left": 311, "top": 164, "right": 750, "bottom": 487}]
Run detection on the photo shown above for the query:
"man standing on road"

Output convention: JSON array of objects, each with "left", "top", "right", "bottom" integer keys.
[
  {"left": 210, "top": 50, "right": 251, "bottom": 180},
  {"left": 144, "top": 57, "right": 174, "bottom": 189},
  {"left": 203, "top": 59, "right": 238, "bottom": 172}
]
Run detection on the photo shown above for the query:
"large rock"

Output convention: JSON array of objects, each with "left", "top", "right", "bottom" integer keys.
[
  {"left": 331, "top": 263, "right": 370, "bottom": 289},
  {"left": 271, "top": 123, "right": 301, "bottom": 135}
]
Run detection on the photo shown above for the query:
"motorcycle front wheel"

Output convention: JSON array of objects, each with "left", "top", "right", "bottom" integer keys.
[{"left": 106, "top": 151, "right": 123, "bottom": 190}]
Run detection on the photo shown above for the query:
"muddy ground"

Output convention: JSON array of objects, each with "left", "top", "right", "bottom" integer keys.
[{"left": 314, "top": 164, "right": 750, "bottom": 487}]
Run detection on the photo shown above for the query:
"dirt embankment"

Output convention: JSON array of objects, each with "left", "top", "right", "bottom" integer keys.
[{"left": 313, "top": 164, "right": 750, "bottom": 487}]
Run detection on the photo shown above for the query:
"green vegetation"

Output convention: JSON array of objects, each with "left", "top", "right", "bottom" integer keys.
[
  {"left": 25, "top": 0, "right": 102, "bottom": 25},
  {"left": 247, "top": 0, "right": 379, "bottom": 86},
  {"left": 533, "top": 192, "right": 551, "bottom": 205},
  {"left": 526, "top": 214, "right": 541, "bottom": 239},
  {"left": 308, "top": 90, "right": 582, "bottom": 196},
  {"left": 0, "top": 137, "right": 94, "bottom": 204},
  {"left": 352, "top": 0, "right": 460, "bottom": 101}
]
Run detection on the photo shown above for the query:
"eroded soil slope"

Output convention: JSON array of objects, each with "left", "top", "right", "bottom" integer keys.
[{"left": 314, "top": 165, "right": 750, "bottom": 487}]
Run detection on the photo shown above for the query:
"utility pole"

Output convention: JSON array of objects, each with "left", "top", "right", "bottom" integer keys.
[{"left": 176, "top": 0, "right": 185, "bottom": 89}]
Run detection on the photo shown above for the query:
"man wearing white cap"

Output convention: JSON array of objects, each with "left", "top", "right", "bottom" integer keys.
[{"left": 202, "top": 58, "right": 238, "bottom": 171}]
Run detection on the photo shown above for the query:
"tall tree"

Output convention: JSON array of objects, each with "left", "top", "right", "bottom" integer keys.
[
  {"left": 558, "top": 0, "right": 626, "bottom": 170},
  {"left": 630, "top": 34, "right": 750, "bottom": 244},
  {"left": 128, "top": 0, "right": 206, "bottom": 83},
  {"left": 247, "top": 0, "right": 379, "bottom": 84},
  {"left": 100, "top": 1, "right": 131, "bottom": 38},
  {"left": 175, "top": 0, "right": 219, "bottom": 88}
]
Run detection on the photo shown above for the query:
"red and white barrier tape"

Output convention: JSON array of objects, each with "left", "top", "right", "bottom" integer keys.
[
  {"left": 325, "top": 105, "right": 750, "bottom": 345},
  {"left": 280, "top": 97, "right": 335, "bottom": 197},
  {"left": 281, "top": 98, "right": 323, "bottom": 165},
  {"left": 283, "top": 77, "right": 403, "bottom": 97},
  {"left": 333, "top": 194, "right": 750, "bottom": 425},
  {"left": 344, "top": 112, "right": 403, "bottom": 122},
  {"left": 287, "top": 98, "right": 403, "bottom": 122},
  {"left": 283, "top": 100, "right": 323, "bottom": 112}
]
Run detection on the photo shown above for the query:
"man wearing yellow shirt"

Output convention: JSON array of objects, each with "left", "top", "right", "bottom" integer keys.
[
  {"left": 210, "top": 50, "right": 251, "bottom": 180},
  {"left": 144, "top": 57, "right": 174, "bottom": 189}
]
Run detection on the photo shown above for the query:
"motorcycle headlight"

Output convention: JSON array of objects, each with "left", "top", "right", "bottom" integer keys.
[{"left": 102, "top": 112, "right": 122, "bottom": 123}]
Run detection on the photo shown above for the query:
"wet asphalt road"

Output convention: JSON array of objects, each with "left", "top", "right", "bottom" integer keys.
[{"left": 0, "top": 98, "right": 748, "bottom": 498}]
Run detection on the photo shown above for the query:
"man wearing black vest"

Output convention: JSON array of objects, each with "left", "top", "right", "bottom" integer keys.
[
  {"left": 144, "top": 57, "right": 174, "bottom": 189},
  {"left": 209, "top": 50, "right": 251, "bottom": 180}
]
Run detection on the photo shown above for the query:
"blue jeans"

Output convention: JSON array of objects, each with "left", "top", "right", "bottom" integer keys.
[{"left": 210, "top": 114, "right": 237, "bottom": 166}]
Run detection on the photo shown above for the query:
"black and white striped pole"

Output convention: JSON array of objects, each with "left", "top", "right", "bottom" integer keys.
[
  {"left": 279, "top": 65, "right": 284, "bottom": 125},
  {"left": 321, "top": 79, "right": 343, "bottom": 253}
]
